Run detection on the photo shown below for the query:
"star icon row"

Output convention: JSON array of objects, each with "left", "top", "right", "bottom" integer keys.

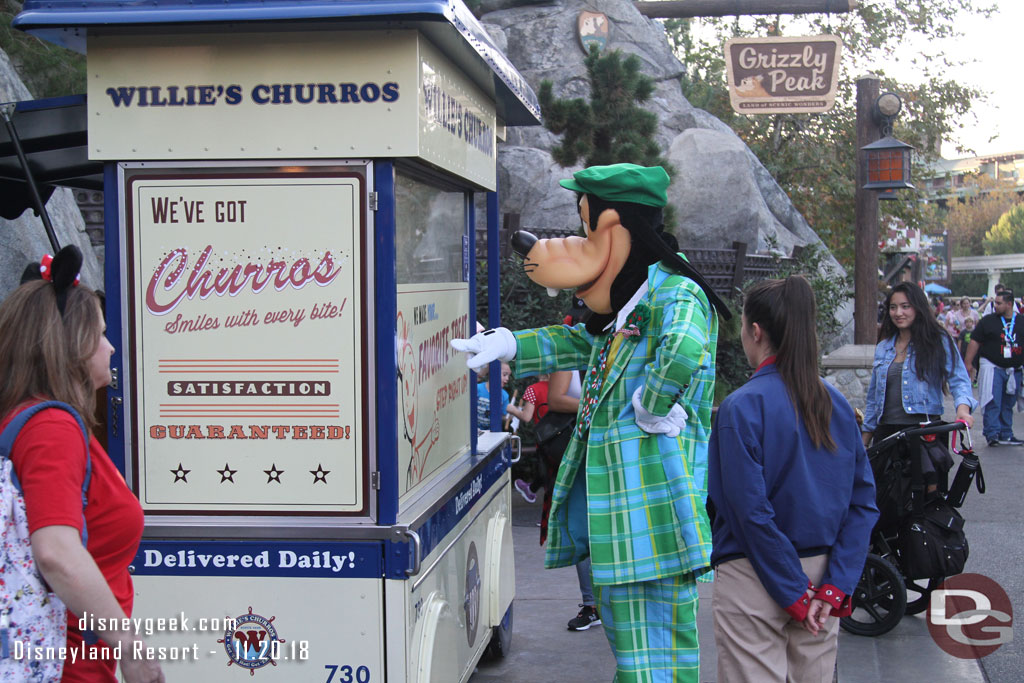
[{"left": 168, "top": 463, "right": 331, "bottom": 484}]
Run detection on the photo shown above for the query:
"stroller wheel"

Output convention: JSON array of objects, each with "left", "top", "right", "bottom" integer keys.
[
  {"left": 840, "top": 553, "right": 907, "bottom": 637},
  {"left": 905, "top": 577, "right": 944, "bottom": 616}
]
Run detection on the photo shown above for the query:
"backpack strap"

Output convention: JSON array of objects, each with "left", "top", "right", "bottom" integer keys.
[{"left": 0, "top": 400, "right": 91, "bottom": 544}]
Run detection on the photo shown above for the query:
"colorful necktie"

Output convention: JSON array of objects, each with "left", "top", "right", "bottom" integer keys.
[{"left": 574, "top": 303, "right": 650, "bottom": 439}]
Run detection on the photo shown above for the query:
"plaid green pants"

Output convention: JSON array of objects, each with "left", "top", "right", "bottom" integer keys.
[{"left": 593, "top": 572, "right": 700, "bottom": 683}]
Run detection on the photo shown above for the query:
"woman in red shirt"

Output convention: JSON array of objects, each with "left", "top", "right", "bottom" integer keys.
[{"left": 0, "top": 246, "right": 163, "bottom": 683}]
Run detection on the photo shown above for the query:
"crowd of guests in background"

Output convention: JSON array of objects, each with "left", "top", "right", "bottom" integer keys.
[
  {"left": 939, "top": 296, "right": 980, "bottom": 357},
  {"left": 930, "top": 283, "right": 1024, "bottom": 360},
  {"left": 916, "top": 282, "right": 1024, "bottom": 447}
]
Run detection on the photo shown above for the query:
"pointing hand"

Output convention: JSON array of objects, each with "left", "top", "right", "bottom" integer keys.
[{"left": 450, "top": 327, "right": 516, "bottom": 372}]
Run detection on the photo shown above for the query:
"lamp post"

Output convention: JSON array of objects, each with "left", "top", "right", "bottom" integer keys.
[
  {"left": 854, "top": 79, "right": 915, "bottom": 344},
  {"left": 854, "top": 76, "right": 881, "bottom": 344}
]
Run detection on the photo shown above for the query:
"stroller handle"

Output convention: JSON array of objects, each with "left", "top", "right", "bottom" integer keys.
[
  {"left": 866, "top": 421, "right": 970, "bottom": 457},
  {"left": 898, "top": 422, "right": 968, "bottom": 440}
]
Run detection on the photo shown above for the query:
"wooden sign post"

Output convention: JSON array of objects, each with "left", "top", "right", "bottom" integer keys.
[{"left": 635, "top": 0, "right": 860, "bottom": 18}]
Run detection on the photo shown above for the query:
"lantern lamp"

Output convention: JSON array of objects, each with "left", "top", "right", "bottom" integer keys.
[
  {"left": 862, "top": 92, "right": 914, "bottom": 192},
  {"left": 862, "top": 136, "right": 915, "bottom": 191}
]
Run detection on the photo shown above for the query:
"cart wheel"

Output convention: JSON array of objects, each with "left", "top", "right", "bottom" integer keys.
[
  {"left": 483, "top": 604, "right": 513, "bottom": 659},
  {"left": 905, "top": 577, "right": 943, "bottom": 616},
  {"left": 840, "top": 553, "right": 906, "bottom": 637}
]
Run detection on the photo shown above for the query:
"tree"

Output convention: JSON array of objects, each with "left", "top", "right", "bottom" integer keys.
[
  {"left": 983, "top": 205, "right": 1024, "bottom": 255},
  {"left": 1, "top": 1, "right": 85, "bottom": 97},
  {"left": 943, "top": 176, "right": 1023, "bottom": 256},
  {"left": 665, "top": 1, "right": 992, "bottom": 270},
  {"left": 539, "top": 46, "right": 670, "bottom": 171}
]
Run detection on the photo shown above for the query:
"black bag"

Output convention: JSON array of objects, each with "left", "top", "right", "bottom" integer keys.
[
  {"left": 898, "top": 496, "right": 969, "bottom": 580},
  {"left": 534, "top": 411, "right": 576, "bottom": 446},
  {"left": 919, "top": 432, "right": 954, "bottom": 480},
  {"left": 898, "top": 432, "right": 968, "bottom": 579}
]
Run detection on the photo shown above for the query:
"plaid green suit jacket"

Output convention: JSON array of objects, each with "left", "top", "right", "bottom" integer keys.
[{"left": 514, "top": 261, "right": 718, "bottom": 586}]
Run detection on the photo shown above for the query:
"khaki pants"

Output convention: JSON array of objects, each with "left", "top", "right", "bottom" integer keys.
[{"left": 712, "top": 555, "right": 839, "bottom": 683}]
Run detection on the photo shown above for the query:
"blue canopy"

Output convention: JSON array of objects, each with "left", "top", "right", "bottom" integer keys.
[{"left": 924, "top": 282, "right": 952, "bottom": 295}]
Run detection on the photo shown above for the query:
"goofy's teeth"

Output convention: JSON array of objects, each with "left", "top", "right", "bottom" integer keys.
[{"left": 547, "top": 287, "right": 559, "bottom": 298}]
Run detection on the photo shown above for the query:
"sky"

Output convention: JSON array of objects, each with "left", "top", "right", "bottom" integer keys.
[{"left": 879, "top": 1, "right": 1024, "bottom": 160}]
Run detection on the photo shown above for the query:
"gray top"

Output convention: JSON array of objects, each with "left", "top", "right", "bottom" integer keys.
[{"left": 881, "top": 359, "right": 928, "bottom": 425}]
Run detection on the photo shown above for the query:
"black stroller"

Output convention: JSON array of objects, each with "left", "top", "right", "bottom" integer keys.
[{"left": 840, "top": 421, "right": 985, "bottom": 637}]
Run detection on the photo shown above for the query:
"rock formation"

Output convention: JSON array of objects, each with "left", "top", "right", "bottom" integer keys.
[{"left": 481, "top": 0, "right": 839, "bottom": 261}]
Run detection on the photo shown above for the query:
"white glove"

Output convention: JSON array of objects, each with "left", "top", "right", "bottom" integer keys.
[
  {"left": 632, "top": 386, "right": 688, "bottom": 437},
  {"left": 450, "top": 327, "right": 517, "bottom": 371}
]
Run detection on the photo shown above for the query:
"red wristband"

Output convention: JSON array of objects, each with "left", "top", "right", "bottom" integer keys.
[{"left": 783, "top": 580, "right": 814, "bottom": 622}]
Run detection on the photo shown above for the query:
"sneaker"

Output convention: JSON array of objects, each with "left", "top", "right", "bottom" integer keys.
[
  {"left": 998, "top": 437, "right": 1024, "bottom": 446},
  {"left": 514, "top": 478, "right": 537, "bottom": 504},
  {"left": 988, "top": 439, "right": 1000, "bottom": 447},
  {"left": 567, "top": 604, "right": 601, "bottom": 631}
]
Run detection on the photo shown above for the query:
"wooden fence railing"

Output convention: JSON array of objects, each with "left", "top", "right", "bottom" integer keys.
[{"left": 478, "top": 214, "right": 794, "bottom": 298}]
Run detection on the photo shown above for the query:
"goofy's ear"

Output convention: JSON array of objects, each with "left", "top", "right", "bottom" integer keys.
[{"left": 584, "top": 194, "right": 623, "bottom": 233}]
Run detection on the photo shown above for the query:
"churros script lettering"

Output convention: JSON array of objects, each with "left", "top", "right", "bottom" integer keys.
[{"left": 146, "top": 245, "right": 342, "bottom": 316}]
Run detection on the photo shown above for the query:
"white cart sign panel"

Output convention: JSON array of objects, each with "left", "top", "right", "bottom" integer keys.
[
  {"left": 397, "top": 284, "right": 471, "bottom": 500},
  {"left": 417, "top": 39, "right": 497, "bottom": 191},
  {"left": 130, "top": 574, "right": 383, "bottom": 680},
  {"left": 88, "top": 31, "right": 418, "bottom": 161},
  {"left": 88, "top": 31, "right": 496, "bottom": 188},
  {"left": 126, "top": 172, "right": 367, "bottom": 513}
]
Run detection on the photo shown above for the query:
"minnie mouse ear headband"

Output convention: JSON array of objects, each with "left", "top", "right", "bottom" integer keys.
[{"left": 20, "top": 245, "right": 83, "bottom": 316}]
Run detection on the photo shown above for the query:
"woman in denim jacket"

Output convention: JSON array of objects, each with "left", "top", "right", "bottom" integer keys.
[{"left": 862, "top": 282, "right": 976, "bottom": 447}]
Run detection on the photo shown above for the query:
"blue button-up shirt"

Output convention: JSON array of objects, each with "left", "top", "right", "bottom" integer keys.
[{"left": 862, "top": 336, "right": 977, "bottom": 433}]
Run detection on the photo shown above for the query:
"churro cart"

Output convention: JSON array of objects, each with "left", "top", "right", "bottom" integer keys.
[{"left": 13, "top": 1, "right": 540, "bottom": 680}]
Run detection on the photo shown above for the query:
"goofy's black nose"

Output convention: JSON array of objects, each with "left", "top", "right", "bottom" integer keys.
[{"left": 510, "top": 230, "right": 538, "bottom": 257}]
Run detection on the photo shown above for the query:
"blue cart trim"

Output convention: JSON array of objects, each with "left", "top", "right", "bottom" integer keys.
[
  {"left": 104, "top": 160, "right": 127, "bottom": 475},
  {"left": 13, "top": 93, "right": 86, "bottom": 112},
  {"left": 485, "top": 189, "right": 502, "bottom": 432},
  {"left": 374, "top": 161, "right": 399, "bottom": 526},
  {"left": 385, "top": 445, "right": 508, "bottom": 579},
  {"left": 468, "top": 192, "right": 477, "bottom": 456},
  {"left": 132, "top": 539, "right": 383, "bottom": 579}
]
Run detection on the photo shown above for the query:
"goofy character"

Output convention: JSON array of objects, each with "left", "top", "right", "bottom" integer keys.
[{"left": 452, "top": 163, "right": 729, "bottom": 682}]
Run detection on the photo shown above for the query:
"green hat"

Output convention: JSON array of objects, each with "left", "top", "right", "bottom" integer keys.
[{"left": 559, "top": 163, "right": 670, "bottom": 208}]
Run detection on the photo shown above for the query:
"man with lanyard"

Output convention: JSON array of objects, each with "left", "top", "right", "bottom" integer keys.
[{"left": 965, "top": 289, "right": 1024, "bottom": 446}]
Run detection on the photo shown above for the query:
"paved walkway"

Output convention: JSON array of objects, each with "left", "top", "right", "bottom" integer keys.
[{"left": 472, "top": 395, "right": 1018, "bottom": 682}]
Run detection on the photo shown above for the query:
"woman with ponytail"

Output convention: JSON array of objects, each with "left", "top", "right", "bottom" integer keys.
[
  {"left": 708, "top": 276, "right": 878, "bottom": 682},
  {"left": 0, "top": 247, "right": 163, "bottom": 683},
  {"left": 862, "top": 281, "right": 976, "bottom": 447}
]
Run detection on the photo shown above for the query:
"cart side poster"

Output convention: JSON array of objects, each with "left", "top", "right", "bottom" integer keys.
[
  {"left": 127, "top": 172, "right": 367, "bottom": 514},
  {"left": 397, "top": 284, "right": 471, "bottom": 500}
]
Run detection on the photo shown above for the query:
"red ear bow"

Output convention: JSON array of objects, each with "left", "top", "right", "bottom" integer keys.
[
  {"left": 40, "top": 253, "right": 53, "bottom": 282},
  {"left": 39, "top": 254, "right": 80, "bottom": 286}
]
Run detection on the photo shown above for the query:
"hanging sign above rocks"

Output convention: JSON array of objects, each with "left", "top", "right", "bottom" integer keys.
[
  {"left": 724, "top": 35, "right": 842, "bottom": 114},
  {"left": 578, "top": 11, "right": 609, "bottom": 53}
]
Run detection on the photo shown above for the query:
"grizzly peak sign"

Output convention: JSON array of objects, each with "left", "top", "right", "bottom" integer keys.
[{"left": 724, "top": 35, "right": 842, "bottom": 114}]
